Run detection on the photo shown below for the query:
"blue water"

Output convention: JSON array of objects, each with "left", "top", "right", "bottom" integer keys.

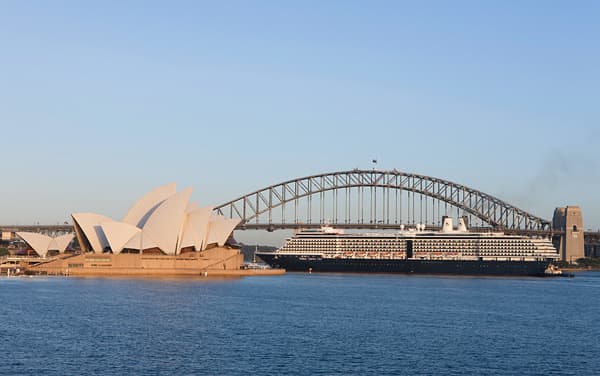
[{"left": 1, "top": 273, "right": 600, "bottom": 375}]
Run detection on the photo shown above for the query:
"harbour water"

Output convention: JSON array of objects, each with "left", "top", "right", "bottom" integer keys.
[{"left": 2, "top": 272, "right": 600, "bottom": 375}]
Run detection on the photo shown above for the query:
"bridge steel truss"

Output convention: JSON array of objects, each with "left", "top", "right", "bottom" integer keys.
[{"left": 215, "top": 169, "right": 551, "bottom": 232}]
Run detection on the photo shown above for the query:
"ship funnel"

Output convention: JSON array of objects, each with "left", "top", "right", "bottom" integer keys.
[
  {"left": 457, "top": 217, "right": 468, "bottom": 232},
  {"left": 442, "top": 216, "right": 453, "bottom": 233}
]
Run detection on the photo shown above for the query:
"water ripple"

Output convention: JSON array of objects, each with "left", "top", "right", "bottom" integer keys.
[{"left": 1, "top": 273, "right": 599, "bottom": 375}]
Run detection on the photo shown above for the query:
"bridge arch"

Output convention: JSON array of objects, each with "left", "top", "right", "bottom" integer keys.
[{"left": 215, "top": 169, "right": 551, "bottom": 231}]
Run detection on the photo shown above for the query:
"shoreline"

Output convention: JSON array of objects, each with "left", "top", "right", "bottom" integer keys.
[
  {"left": 2, "top": 268, "right": 286, "bottom": 278},
  {"left": 560, "top": 267, "right": 600, "bottom": 272}
]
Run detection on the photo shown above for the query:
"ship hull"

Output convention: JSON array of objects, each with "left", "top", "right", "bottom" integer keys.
[{"left": 257, "top": 253, "right": 552, "bottom": 277}]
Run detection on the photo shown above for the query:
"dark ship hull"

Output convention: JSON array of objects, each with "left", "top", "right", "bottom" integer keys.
[{"left": 257, "top": 253, "right": 553, "bottom": 277}]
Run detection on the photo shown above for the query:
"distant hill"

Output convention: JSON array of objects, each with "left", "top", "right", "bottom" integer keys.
[{"left": 239, "top": 244, "right": 277, "bottom": 262}]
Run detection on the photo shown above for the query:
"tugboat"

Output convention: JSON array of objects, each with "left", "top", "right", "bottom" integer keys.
[{"left": 544, "top": 264, "right": 562, "bottom": 276}]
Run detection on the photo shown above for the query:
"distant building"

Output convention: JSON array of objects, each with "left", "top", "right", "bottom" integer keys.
[
  {"left": 585, "top": 242, "right": 600, "bottom": 258},
  {"left": 1, "top": 231, "right": 13, "bottom": 242}
]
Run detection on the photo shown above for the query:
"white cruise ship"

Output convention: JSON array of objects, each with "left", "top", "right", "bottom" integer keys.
[{"left": 257, "top": 217, "right": 560, "bottom": 276}]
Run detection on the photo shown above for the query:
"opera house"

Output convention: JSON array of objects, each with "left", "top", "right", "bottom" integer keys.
[{"left": 28, "top": 183, "right": 267, "bottom": 276}]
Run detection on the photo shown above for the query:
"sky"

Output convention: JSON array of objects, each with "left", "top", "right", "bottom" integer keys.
[{"left": 0, "top": 1, "right": 599, "bottom": 245}]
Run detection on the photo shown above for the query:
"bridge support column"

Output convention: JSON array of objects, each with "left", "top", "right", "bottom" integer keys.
[{"left": 552, "top": 206, "right": 585, "bottom": 263}]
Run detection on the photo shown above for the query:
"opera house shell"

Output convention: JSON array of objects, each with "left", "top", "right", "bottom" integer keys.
[
  {"left": 31, "top": 183, "right": 246, "bottom": 276},
  {"left": 72, "top": 183, "right": 239, "bottom": 255},
  {"left": 16, "top": 232, "right": 74, "bottom": 257}
]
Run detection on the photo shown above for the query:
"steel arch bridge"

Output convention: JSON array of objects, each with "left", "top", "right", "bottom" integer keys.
[{"left": 215, "top": 169, "right": 551, "bottom": 232}]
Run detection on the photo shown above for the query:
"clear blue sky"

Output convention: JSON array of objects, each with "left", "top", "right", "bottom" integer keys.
[{"left": 1, "top": 1, "right": 599, "bottom": 239}]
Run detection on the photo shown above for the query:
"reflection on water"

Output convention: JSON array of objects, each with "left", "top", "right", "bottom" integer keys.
[{"left": 1, "top": 272, "right": 599, "bottom": 375}]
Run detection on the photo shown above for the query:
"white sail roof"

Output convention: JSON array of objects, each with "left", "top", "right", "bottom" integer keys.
[
  {"left": 101, "top": 222, "right": 141, "bottom": 254},
  {"left": 16, "top": 232, "right": 74, "bottom": 257},
  {"left": 71, "top": 184, "right": 239, "bottom": 254},
  {"left": 122, "top": 183, "right": 177, "bottom": 228},
  {"left": 16, "top": 232, "right": 53, "bottom": 257},
  {"left": 72, "top": 213, "right": 114, "bottom": 253},
  {"left": 141, "top": 188, "right": 192, "bottom": 255},
  {"left": 186, "top": 202, "right": 200, "bottom": 213},
  {"left": 205, "top": 217, "right": 240, "bottom": 247},
  {"left": 178, "top": 206, "right": 213, "bottom": 251},
  {"left": 123, "top": 231, "right": 159, "bottom": 251},
  {"left": 49, "top": 233, "right": 75, "bottom": 252}
]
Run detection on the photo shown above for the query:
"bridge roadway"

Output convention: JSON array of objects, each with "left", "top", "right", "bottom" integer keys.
[
  {"left": 0, "top": 225, "right": 73, "bottom": 233},
  {"left": 240, "top": 223, "right": 600, "bottom": 245},
  {"left": 2, "top": 224, "right": 599, "bottom": 244},
  {"left": 238, "top": 223, "right": 567, "bottom": 236}
]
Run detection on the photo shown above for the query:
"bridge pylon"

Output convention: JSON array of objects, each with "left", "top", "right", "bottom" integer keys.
[{"left": 552, "top": 206, "right": 585, "bottom": 262}]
